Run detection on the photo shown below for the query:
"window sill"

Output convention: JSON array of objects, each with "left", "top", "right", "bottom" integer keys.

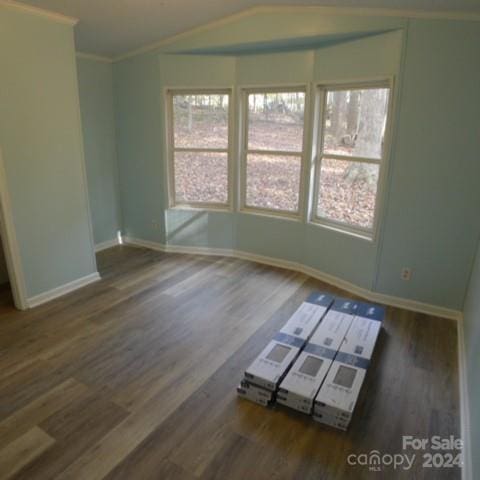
[
  {"left": 308, "top": 219, "right": 375, "bottom": 243},
  {"left": 168, "top": 204, "right": 232, "bottom": 214},
  {"left": 239, "top": 207, "right": 303, "bottom": 223}
]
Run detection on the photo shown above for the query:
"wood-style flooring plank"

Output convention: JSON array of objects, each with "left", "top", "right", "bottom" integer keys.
[
  {"left": 0, "top": 427, "right": 54, "bottom": 480},
  {"left": 0, "top": 378, "right": 87, "bottom": 447},
  {"left": 0, "top": 246, "right": 460, "bottom": 480}
]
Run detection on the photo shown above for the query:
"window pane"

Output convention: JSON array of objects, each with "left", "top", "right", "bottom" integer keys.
[
  {"left": 246, "top": 154, "right": 301, "bottom": 212},
  {"left": 317, "top": 158, "right": 379, "bottom": 229},
  {"left": 323, "top": 88, "right": 389, "bottom": 159},
  {"left": 174, "top": 151, "right": 228, "bottom": 204},
  {"left": 173, "top": 94, "right": 229, "bottom": 149},
  {"left": 248, "top": 92, "right": 305, "bottom": 152}
]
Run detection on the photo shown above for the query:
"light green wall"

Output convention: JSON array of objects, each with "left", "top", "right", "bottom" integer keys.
[
  {"left": 463, "top": 239, "right": 480, "bottom": 478},
  {"left": 375, "top": 19, "right": 480, "bottom": 309},
  {"left": 114, "top": 52, "right": 167, "bottom": 244},
  {"left": 114, "top": 27, "right": 403, "bottom": 292},
  {"left": 0, "top": 7, "right": 97, "bottom": 298},
  {"left": 77, "top": 57, "right": 121, "bottom": 245},
  {"left": 112, "top": 12, "right": 480, "bottom": 312},
  {"left": 236, "top": 50, "right": 314, "bottom": 85}
]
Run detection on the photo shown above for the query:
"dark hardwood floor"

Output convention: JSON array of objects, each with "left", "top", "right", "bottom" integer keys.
[{"left": 0, "top": 245, "right": 460, "bottom": 479}]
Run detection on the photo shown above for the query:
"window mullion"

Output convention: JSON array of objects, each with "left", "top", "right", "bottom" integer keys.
[
  {"left": 321, "top": 153, "right": 381, "bottom": 165},
  {"left": 247, "top": 149, "right": 302, "bottom": 157},
  {"left": 174, "top": 147, "right": 229, "bottom": 154}
]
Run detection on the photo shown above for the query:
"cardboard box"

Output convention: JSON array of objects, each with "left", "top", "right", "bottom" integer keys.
[
  {"left": 244, "top": 292, "right": 334, "bottom": 391},
  {"left": 313, "top": 397, "right": 353, "bottom": 419},
  {"left": 313, "top": 412, "right": 349, "bottom": 430},
  {"left": 280, "top": 292, "right": 336, "bottom": 342},
  {"left": 239, "top": 379, "right": 274, "bottom": 401},
  {"left": 277, "top": 299, "right": 358, "bottom": 412},
  {"left": 314, "top": 302, "right": 384, "bottom": 423},
  {"left": 236, "top": 386, "right": 271, "bottom": 406},
  {"left": 313, "top": 361, "right": 366, "bottom": 420},
  {"left": 277, "top": 393, "right": 312, "bottom": 414}
]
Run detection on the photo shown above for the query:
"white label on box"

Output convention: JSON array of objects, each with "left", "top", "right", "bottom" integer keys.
[
  {"left": 338, "top": 303, "right": 383, "bottom": 362},
  {"left": 278, "top": 299, "right": 358, "bottom": 406},
  {"left": 314, "top": 363, "right": 367, "bottom": 416},
  {"left": 314, "top": 302, "right": 384, "bottom": 417},
  {"left": 279, "top": 292, "right": 336, "bottom": 341},
  {"left": 244, "top": 339, "right": 300, "bottom": 390},
  {"left": 244, "top": 292, "right": 334, "bottom": 391},
  {"left": 240, "top": 380, "right": 273, "bottom": 400},
  {"left": 277, "top": 394, "right": 313, "bottom": 414},
  {"left": 237, "top": 386, "right": 270, "bottom": 406}
]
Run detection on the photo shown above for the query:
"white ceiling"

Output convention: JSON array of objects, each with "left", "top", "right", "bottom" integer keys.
[{"left": 16, "top": 0, "right": 480, "bottom": 58}]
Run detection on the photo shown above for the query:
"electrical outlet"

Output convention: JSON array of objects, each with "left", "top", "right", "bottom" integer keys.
[
  {"left": 401, "top": 268, "right": 412, "bottom": 281},
  {"left": 151, "top": 220, "right": 160, "bottom": 230}
]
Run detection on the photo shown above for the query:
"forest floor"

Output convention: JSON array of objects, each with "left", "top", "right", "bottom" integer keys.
[{"left": 173, "top": 116, "right": 376, "bottom": 228}]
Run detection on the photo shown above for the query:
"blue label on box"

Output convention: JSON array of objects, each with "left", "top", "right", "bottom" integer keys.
[
  {"left": 305, "top": 292, "right": 335, "bottom": 308},
  {"left": 330, "top": 298, "right": 360, "bottom": 314},
  {"left": 303, "top": 343, "right": 337, "bottom": 360},
  {"left": 335, "top": 351, "right": 370, "bottom": 370},
  {"left": 273, "top": 332, "right": 305, "bottom": 349},
  {"left": 357, "top": 303, "right": 385, "bottom": 322}
]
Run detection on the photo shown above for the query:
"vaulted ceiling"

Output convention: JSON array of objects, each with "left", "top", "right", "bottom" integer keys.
[{"left": 16, "top": 0, "right": 480, "bottom": 58}]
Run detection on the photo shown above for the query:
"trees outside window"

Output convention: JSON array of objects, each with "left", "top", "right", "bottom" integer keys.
[
  {"left": 166, "top": 82, "right": 393, "bottom": 239},
  {"left": 168, "top": 91, "right": 231, "bottom": 208},
  {"left": 241, "top": 89, "right": 306, "bottom": 215},
  {"left": 313, "top": 84, "right": 391, "bottom": 235}
]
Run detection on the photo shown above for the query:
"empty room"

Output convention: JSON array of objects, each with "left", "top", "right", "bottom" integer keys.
[{"left": 0, "top": 0, "right": 479, "bottom": 479}]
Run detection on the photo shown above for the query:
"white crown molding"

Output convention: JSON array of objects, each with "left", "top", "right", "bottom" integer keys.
[
  {"left": 95, "top": 238, "right": 119, "bottom": 252},
  {"left": 76, "top": 52, "right": 114, "bottom": 64},
  {"left": 114, "top": 5, "right": 480, "bottom": 62},
  {"left": 0, "top": 0, "right": 78, "bottom": 26},
  {"left": 457, "top": 316, "right": 472, "bottom": 480},
  {"left": 27, "top": 272, "right": 100, "bottom": 308},
  {"left": 122, "top": 236, "right": 462, "bottom": 321}
]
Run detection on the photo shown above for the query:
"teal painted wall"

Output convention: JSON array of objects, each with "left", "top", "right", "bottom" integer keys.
[
  {"left": 114, "top": 52, "right": 167, "bottom": 244},
  {"left": 112, "top": 11, "right": 480, "bottom": 311},
  {"left": 463, "top": 239, "right": 480, "bottom": 478},
  {"left": 375, "top": 20, "right": 480, "bottom": 309},
  {"left": 114, "top": 27, "right": 404, "bottom": 291},
  {"left": 0, "top": 7, "right": 97, "bottom": 297},
  {"left": 77, "top": 57, "right": 121, "bottom": 245}
]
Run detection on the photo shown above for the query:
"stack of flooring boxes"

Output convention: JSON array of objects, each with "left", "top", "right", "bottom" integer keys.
[
  {"left": 313, "top": 302, "right": 384, "bottom": 429},
  {"left": 237, "top": 292, "right": 334, "bottom": 406},
  {"left": 276, "top": 299, "right": 359, "bottom": 414}
]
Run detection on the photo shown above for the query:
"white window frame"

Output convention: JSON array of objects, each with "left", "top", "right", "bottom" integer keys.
[
  {"left": 311, "top": 80, "right": 394, "bottom": 240},
  {"left": 239, "top": 85, "right": 309, "bottom": 220},
  {"left": 165, "top": 88, "right": 234, "bottom": 210}
]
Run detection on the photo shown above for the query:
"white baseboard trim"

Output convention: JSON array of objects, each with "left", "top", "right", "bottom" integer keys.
[
  {"left": 122, "top": 236, "right": 461, "bottom": 321},
  {"left": 95, "top": 238, "right": 120, "bottom": 252},
  {"left": 27, "top": 272, "right": 101, "bottom": 308},
  {"left": 457, "top": 316, "right": 472, "bottom": 480}
]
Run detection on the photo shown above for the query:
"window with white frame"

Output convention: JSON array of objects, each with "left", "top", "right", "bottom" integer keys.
[
  {"left": 240, "top": 88, "right": 306, "bottom": 215},
  {"left": 167, "top": 90, "right": 231, "bottom": 208},
  {"left": 313, "top": 83, "right": 391, "bottom": 236}
]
